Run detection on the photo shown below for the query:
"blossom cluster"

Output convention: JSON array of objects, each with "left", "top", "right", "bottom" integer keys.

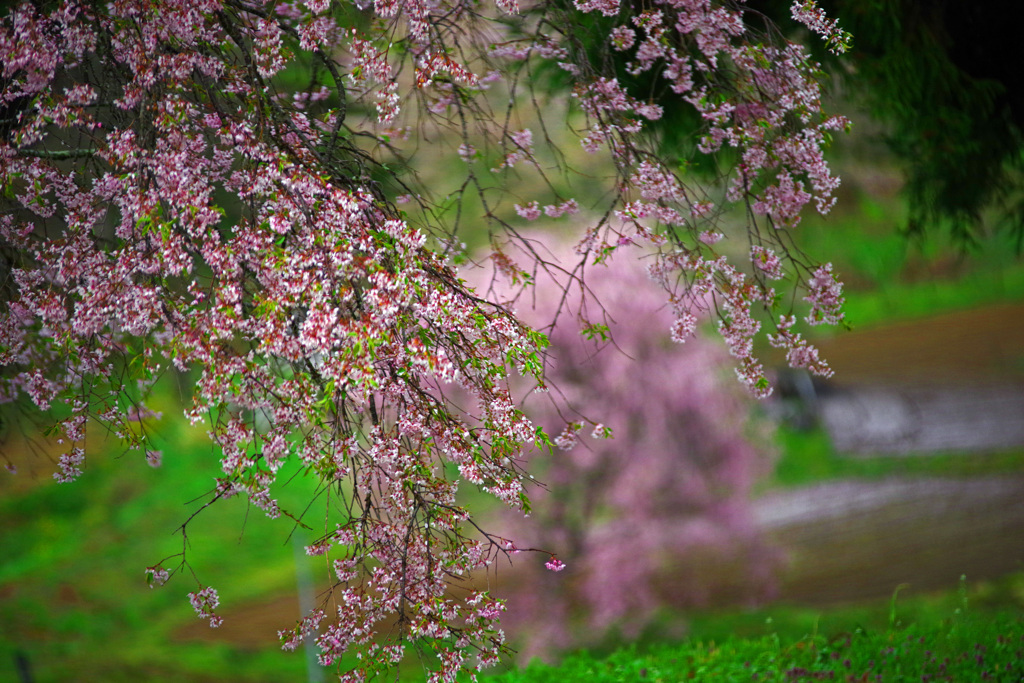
[
  {"left": 0, "top": 0, "right": 849, "bottom": 677},
  {"left": 791, "top": 0, "right": 854, "bottom": 54},
  {"left": 188, "top": 586, "right": 223, "bottom": 628}
]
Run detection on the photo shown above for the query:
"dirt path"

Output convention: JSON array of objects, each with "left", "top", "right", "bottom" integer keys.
[
  {"left": 809, "top": 301, "right": 1024, "bottom": 387},
  {"left": 754, "top": 477, "right": 1024, "bottom": 605}
]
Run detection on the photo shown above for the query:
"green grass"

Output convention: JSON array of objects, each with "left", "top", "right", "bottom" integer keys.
[
  {"left": 766, "top": 425, "right": 1024, "bottom": 490},
  {"left": 494, "top": 618, "right": 1024, "bottom": 682},
  {"left": 492, "top": 578, "right": 1024, "bottom": 682},
  {"left": 841, "top": 262, "right": 1024, "bottom": 331}
]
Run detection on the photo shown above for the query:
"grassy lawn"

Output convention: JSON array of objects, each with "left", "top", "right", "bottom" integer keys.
[
  {"left": 767, "top": 425, "right": 1024, "bottom": 490},
  {"left": 493, "top": 597, "right": 1024, "bottom": 683}
]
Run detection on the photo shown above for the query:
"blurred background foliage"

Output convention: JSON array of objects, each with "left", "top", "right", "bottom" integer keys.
[
  {"left": 799, "top": 0, "right": 1024, "bottom": 247},
  {"left": 470, "top": 234, "right": 779, "bottom": 662}
]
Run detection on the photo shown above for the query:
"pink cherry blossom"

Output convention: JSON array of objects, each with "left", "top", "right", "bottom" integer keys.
[
  {"left": 188, "top": 586, "right": 223, "bottom": 628},
  {"left": 545, "top": 557, "right": 566, "bottom": 572}
]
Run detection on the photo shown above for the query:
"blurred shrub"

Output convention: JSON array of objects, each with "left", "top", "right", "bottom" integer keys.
[{"left": 470, "top": 235, "right": 779, "bottom": 661}]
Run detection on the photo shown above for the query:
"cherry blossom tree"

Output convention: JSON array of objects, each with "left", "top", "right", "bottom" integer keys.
[{"left": 0, "top": 0, "right": 847, "bottom": 680}]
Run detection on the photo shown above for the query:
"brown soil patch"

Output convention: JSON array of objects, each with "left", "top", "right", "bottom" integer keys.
[
  {"left": 809, "top": 302, "right": 1024, "bottom": 386},
  {"left": 0, "top": 432, "right": 64, "bottom": 493}
]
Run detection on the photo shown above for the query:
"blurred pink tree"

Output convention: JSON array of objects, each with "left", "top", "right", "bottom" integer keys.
[{"left": 476, "top": 236, "right": 778, "bottom": 660}]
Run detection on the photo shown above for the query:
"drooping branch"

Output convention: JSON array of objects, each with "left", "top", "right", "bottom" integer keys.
[
  {"left": 17, "top": 148, "right": 96, "bottom": 160},
  {"left": 0, "top": 0, "right": 849, "bottom": 679}
]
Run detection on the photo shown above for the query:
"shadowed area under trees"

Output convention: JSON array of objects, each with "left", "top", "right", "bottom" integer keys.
[{"left": 755, "top": 0, "right": 1024, "bottom": 245}]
